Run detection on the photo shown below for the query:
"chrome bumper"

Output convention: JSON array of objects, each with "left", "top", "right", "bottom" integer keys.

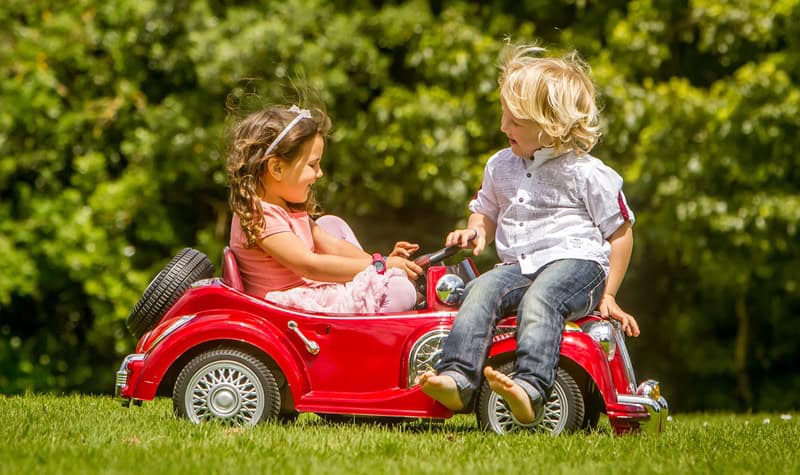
[
  {"left": 115, "top": 353, "right": 145, "bottom": 404},
  {"left": 616, "top": 379, "right": 669, "bottom": 433}
]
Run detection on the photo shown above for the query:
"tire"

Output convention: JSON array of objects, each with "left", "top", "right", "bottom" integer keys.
[
  {"left": 582, "top": 389, "right": 604, "bottom": 431},
  {"left": 126, "top": 248, "right": 215, "bottom": 338},
  {"left": 476, "top": 362, "right": 585, "bottom": 435},
  {"left": 173, "top": 347, "right": 280, "bottom": 426}
]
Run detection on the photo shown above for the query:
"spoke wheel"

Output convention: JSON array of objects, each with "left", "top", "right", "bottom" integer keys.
[
  {"left": 174, "top": 347, "right": 280, "bottom": 426},
  {"left": 476, "top": 362, "right": 584, "bottom": 435}
]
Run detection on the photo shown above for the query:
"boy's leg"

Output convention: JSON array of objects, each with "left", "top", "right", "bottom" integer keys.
[
  {"left": 500, "top": 259, "right": 605, "bottom": 423},
  {"left": 421, "top": 264, "right": 532, "bottom": 410},
  {"left": 315, "top": 215, "right": 363, "bottom": 250}
]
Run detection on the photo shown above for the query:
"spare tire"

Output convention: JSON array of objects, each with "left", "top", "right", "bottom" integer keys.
[{"left": 126, "top": 248, "right": 215, "bottom": 338}]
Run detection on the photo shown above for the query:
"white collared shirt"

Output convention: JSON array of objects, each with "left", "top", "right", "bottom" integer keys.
[{"left": 469, "top": 147, "right": 634, "bottom": 276}]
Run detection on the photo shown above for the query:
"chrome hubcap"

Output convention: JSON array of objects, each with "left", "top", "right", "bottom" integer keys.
[
  {"left": 185, "top": 360, "right": 264, "bottom": 426},
  {"left": 209, "top": 385, "right": 240, "bottom": 417}
]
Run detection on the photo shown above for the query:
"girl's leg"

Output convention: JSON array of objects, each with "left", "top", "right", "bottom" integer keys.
[
  {"left": 315, "top": 215, "right": 363, "bottom": 250},
  {"left": 377, "top": 274, "right": 417, "bottom": 313}
]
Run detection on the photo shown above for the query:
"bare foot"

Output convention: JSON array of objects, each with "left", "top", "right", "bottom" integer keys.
[
  {"left": 483, "top": 366, "right": 535, "bottom": 424},
  {"left": 419, "top": 371, "right": 464, "bottom": 411}
]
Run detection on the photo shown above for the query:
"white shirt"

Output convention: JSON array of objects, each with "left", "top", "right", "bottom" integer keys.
[{"left": 469, "top": 147, "right": 634, "bottom": 276}]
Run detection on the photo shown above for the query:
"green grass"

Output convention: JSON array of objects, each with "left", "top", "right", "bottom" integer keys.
[{"left": 0, "top": 394, "right": 798, "bottom": 475}]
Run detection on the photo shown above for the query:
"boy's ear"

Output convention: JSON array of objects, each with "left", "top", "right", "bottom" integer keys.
[{"left": 267, "top": 157, "right": 283, "bottom": 180}]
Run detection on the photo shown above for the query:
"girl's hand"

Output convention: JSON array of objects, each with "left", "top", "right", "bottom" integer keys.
[
  {"left": 389, "top": 241, "right": 420, "bottom": 259},
  {"left": 598, "top": 294, "right": 640, "bottom": 337},
  {"left": 445, "top": 228, "right": 484, "bottom": 256},
  {"left": 387, "top": 256, "right": 423, "bottom": 280}
]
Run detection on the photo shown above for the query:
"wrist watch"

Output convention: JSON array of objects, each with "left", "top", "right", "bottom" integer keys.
[{"left": 371, "top": 253, "right": 387, "bottom": 274}]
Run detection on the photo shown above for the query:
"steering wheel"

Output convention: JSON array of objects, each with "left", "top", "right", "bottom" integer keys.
[
  {"left": 412, "top": 244, "right": 464, "bottom": 300},
  {"left": 414, "top": 244, "right": 463, "bottom": 269}
]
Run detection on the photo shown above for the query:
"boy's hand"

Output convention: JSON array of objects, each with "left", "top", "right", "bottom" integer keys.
[
  {"left": 387, "top": 256, "right": 423, "bottom": 280},
  {"left": 389, "top": 241, "right": 419, "bottom": 259},
  {"left": 598, "top": 293, "right": 640, "bottom": 337},
  {"left": 446, "top": 228, "right": 484, "bottom": 256}
]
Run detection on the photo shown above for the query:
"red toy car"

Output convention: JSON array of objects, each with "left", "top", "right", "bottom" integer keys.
[{"left": 116, "top": 246, "right": 667, "bottom": 434}]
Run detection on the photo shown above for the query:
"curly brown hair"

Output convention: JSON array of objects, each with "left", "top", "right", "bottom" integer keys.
[{"left": 226, "top": 106, "right": 331, "bottom": 247}]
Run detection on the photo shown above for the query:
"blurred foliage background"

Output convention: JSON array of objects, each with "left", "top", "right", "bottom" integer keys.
[{"left": 1, "top": 0, "right": 798, "bottom": 412}]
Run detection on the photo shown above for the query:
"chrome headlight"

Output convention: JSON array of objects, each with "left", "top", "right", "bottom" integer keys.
[
  {"left": 637, "top": 380, "right": 661, "bottom": 400},
  {"left": 584, "top": 320, "right": 617, "bottom": 360},
  {"left": 435, "top": 274, "right": 465, "bottom": 306}
]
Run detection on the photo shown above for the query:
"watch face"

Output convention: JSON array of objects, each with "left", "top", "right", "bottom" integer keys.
[{"left": 372, "top": 254, "right": 386, "bottom": 273}]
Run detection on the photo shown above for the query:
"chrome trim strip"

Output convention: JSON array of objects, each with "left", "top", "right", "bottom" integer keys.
[
  {"left": 612, "top": 322, "right": 637, "bottom": 393},
  {"left": 145, "top": 314, "right": 196, "bottom": 353}
]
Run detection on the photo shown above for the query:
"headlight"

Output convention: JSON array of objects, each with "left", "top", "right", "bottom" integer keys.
[
  {"left": 584, "top": 320, "right": 617, "bottom": 360},
  {"left": 637, "top": 380, "right": 661, "bottom": 400}
]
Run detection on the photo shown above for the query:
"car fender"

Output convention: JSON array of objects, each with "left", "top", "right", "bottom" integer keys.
[
  {"left": 130, "top": 310, "right": 308, "bottom": 402},
  {"left": 487, "top": 331, "right": 618, "bottom": 406}
]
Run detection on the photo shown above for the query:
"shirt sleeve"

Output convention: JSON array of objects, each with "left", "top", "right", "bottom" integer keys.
[
  {"left": 259, "top": 202, "right": 293, "bottom": 239},
  {"left": 583, "top": 162, "right": 635, "bottom": 239},
  {"left": 468, "top": 154, "right": 500, "bottom": 222}
]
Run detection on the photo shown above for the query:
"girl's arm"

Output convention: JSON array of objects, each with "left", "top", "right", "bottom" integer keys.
[
  {"left": 445, "top": 213, "right": 497, "bottom": 256},
  {"left": 311, "top": 221, "right": 420, "bottom": 260},
  {"left": 310, "top": 220, "right": 368, "bottom": 259},
  {"left": 598, "top": 221, "right": 639, "bottom": 336},
  {"left": 260, "top": 231, "right": 422, "bottom": 283}
]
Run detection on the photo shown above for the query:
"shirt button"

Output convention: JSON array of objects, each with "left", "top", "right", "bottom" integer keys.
[
  {"left": 527, "top": 173, "right": 531, "bottom": 178},
  {"left": 518, "top": 197, "right": 523, "bottom": 203}
]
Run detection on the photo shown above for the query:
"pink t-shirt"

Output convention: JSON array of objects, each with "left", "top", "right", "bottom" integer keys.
[{"left": 229, "top": 201, "right": 315, "bottom": 297}]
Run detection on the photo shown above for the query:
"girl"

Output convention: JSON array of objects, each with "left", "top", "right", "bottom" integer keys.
[
  {"left": 226, "top": 104, "right": 421, "bottom": 313},
  {"left": 421, "top": 44, "right": 639, "bottom": 424}
]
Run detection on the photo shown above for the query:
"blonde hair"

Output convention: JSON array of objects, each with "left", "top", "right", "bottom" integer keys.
[
  {"left": 226, "top": 105, "right": 331, "bottom": 247},
  {"left": 499, "top": 44, "right": 601, "bottom": 154}
]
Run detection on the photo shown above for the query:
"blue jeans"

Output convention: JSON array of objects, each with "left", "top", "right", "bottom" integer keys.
[{"left": 435, "top": 259, "right": 605, "bottom": 410}]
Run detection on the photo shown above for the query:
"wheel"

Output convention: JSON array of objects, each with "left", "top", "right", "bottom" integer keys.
[
  {"left": 476, "top": 361, "right": 585, "bottom": 435},
  {"left": 126, "top": 248, "right": 215, "bottom": 338},
  {"left": 173, "top": 347, "right": 280, "bottom": 426}
]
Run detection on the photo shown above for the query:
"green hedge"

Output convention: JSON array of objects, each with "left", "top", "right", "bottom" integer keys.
[{"left": 1, "top": 0, "right": 798, "bottom": 411}]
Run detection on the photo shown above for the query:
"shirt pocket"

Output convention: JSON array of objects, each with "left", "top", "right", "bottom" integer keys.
[{"left": 534, "top": 179, "right": 563, "bottom": 207}]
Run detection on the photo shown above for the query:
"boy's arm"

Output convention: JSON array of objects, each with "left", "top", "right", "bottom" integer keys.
[
  {"left": 599, "top": 221, "right": 640, "bottom": 336},
  {"left": 446, "top": 213, "right": 497, "bottom": 256}
]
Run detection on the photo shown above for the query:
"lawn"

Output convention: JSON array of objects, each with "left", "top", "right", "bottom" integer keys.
[{"left": 0, "top": 394, "right": 797, "bottom": 474}]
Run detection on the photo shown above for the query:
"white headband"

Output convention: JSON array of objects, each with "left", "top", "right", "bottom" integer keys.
[{"left": 264, "top": 105, "right": 312, "bottom": 158}]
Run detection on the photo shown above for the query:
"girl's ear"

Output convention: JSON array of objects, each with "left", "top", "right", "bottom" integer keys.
[{"left": 267, "top": 157, "right": 283, "bottom": 181}]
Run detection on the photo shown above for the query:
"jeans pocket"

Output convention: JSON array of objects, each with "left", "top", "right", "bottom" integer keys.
[{"left": 563, "top": 272, "right": 605, "bottom": 320}]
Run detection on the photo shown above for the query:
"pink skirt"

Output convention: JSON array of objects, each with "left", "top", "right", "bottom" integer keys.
[{"left": 265, "top": 266, "right": 414, "bottom": 314}]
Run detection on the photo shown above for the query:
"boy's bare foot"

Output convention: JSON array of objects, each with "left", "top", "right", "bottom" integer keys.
[
  {"left": 419, "top": 371, "right": 464, "bottom": 411},
  {"left": 483, "top": 366, "right": 536, "bottom": 424}
]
